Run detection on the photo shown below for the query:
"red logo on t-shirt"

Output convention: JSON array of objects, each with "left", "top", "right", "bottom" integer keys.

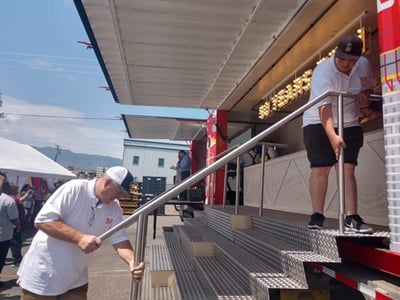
[{"left": 105, "top": 217, "right": 113, "bottom": 225}]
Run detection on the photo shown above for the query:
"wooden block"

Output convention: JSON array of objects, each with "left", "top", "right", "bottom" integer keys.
[
  {"left": 151, "top": 271, "right": 175, "bottom": 288},
  {"left": 230, "top": 215, "right": 252, "bottom": 230},
  {"left": 192, "top": 242, "right": 215, "bottom": 257}
]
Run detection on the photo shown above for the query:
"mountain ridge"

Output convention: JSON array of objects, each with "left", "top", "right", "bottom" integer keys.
[{"left": 33, "top": 146, "right": 122, "bottom": 171}]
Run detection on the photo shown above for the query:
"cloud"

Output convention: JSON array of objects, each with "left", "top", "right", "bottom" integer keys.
[
  {"left": 0, "top": 95, "right": 126, "bottom": 158},
  {"left": 0, "top": 53, "right": 101, "bottom": 78},
  {"left": 25, "top": 58, "right": 67, "bottom": 73}
]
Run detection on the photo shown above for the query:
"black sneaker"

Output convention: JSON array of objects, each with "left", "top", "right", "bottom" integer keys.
[
  {"left": 308, "top": 212, "right": 325, "bottom": 229},
  {"left": 344, "top": 214, "right": 373, "bottom": 234}
]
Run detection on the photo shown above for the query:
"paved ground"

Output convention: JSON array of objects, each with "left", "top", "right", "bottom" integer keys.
[{"left": 0, "top": 205, "right": 182, "bottom": 300}]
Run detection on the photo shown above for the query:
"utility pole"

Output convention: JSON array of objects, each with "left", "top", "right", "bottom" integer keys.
[
  {"left": 54, "top": 144, "right": 61, "bottom": 162},
  {"left": 0, "top": 92, "right": 4, "bottom": 119}
]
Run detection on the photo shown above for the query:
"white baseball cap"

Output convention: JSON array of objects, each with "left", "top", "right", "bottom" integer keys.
[{"left": 106, "top": 166, "right": 133, "bottom": 197}]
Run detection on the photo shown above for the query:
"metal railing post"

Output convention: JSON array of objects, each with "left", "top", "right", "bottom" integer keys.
[
  {"left": 235, "top": 156, "right": 240, "bottom": 215},
  {"left": 222, "top": 164, "right": 228, "bottom": 208},
  {"left": 210, "top": 172, "right": 215, "bottom": 208},
  {"left": 337, "top": 94, "right": 345, "bottom": 234},
  {"left": 130, "top": 213, "right": 148, "bottom": 300},
  {"left": 259, "top": 144, "right": 266, "bottom": 216}
]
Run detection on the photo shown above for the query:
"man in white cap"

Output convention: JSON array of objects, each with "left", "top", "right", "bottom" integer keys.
[
  {"left": 17, "top": 166, "right": 145, "bottom": 299},
  {"left": 302, "top": 34, "right": 374, "bottom": 233}
]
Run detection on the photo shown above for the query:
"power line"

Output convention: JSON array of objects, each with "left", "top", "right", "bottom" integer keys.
[
  {"left": 0, "top": 51, "right": 97, "bottom": 61},
  {"left": 54, "top": 144, "right": 61, "bottom": 162},
  {"left": 2, "top": 113, "right": 122, "bottom": 121}
]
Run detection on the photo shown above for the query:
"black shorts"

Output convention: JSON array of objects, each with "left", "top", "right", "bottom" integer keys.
[{"left": 303, "top": 124, "right": 363, "bottom": 167}]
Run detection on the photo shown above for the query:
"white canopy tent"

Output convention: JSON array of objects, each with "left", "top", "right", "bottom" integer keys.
[{"left": 0, "top": 137, "right": 76, "bottom": 188}]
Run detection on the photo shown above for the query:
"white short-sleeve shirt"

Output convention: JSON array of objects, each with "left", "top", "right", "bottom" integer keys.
[
  {"left": 302, "top": 56, "right": 373, "bottom": 128},
  {"left": 17, "top": 179, "right": 129, "bottom": 296},
  {"left": 0, "top": 193, "right": 19, "bottom": 241}
]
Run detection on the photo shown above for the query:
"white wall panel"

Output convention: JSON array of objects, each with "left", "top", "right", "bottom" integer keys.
[{"left": 244, "top": 130, "right": 388, "bottom": 226}]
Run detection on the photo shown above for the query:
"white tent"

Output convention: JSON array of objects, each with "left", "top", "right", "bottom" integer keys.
[{"left": 0, "top": 137, "right": 76, "bottom": 186}]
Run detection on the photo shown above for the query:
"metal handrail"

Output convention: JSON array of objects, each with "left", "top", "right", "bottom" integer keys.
[
  {"left": 206, "top": 143, "right": 240, "bottom": 162},
  {"left": 99, "top": 90, "right": 356, "bottom": 299},
  {"left": 99, "top": 90, "right": 353, "bottom": 241}
]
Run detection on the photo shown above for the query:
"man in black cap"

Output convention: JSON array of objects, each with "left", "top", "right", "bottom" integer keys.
[
  {"left": 17, "top": 166, "right": 145, "bottom": 299},
  {"left": 302, "top": 35, "right": 373, "bottom": 233}
]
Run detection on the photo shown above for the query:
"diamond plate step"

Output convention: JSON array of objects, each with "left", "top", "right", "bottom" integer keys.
[{"left": 251, "top": 217, "right": 341, "bottom": 261}]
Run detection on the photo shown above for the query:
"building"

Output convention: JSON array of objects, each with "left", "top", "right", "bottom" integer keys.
[{"left": 122, "top": 139, "right": 189, "bottom": 189}]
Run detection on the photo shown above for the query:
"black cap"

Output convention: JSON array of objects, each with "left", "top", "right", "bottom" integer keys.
[{"left": 335, "top": 35, "right": 363, "bottom": 60}]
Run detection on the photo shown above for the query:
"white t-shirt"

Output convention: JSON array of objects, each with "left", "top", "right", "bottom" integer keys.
[
  {"left": 17, "top": 179, "right": 129, "bottom": 296},
  {"left": 0, "top": 193, "right": 19, "bottom": 241},
  {"left": 302, "top": 56, "right": 373, "bottom": 128}
]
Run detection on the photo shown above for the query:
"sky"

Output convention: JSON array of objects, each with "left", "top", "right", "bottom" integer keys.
[{"left": 0, "top": 0, "right": 208, "bottom": 159}]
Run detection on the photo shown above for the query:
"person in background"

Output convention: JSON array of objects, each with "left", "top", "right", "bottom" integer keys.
[
  {"left": 17, "top": 166, "right": 145, "bottom": 299},
  {"left": 8, "top": 184, "right": 28, "bottom": 266},
  {"left": 170, "top": 150, "right": 193, "bottom": 218},
  {"left": 0, "top": 172, "right": 21, "bottom": 287},
  {"left": 170, "top": 159, "right": 182, "bottom": 185},
  {"left": 20, "top": 184, "right": 34, "bottom": 224},
  {"left": 30, "top": 179, "right": 50, "bottom": 224},
  {"left": 240, "top": 146, "right": 261, "bottom": 167},
  {"left": 176, "top": 150, "right": 192, "bottom": 201},
  {"left": 302, "top": 34, "right": 373, "bottom": 233}
]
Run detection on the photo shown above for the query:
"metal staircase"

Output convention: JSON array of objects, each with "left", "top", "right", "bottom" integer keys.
[
  {"left": 97, "top": 91, "right": 389, "bottom": 299},
  {"left": 147, "top": 207, "right": 339, "bottom": 299}
]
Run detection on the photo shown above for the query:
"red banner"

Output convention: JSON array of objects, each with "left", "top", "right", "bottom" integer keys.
[
  {"left": 205, "top": 110, "right": 227, "bottom": 205},
  {"left": 377, "top": 0, "right": 400, "bottom": 53}
]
